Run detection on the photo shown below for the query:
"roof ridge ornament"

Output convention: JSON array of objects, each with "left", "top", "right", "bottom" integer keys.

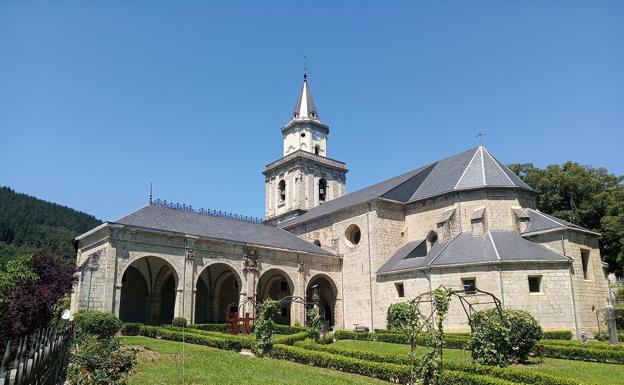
[{"left": 150, "top": 198, "right": 265, "bottom": 225}]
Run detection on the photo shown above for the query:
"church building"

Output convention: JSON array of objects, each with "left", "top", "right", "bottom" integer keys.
[{"left": 71, "top": 74, "right": 609, "bottom": 336}]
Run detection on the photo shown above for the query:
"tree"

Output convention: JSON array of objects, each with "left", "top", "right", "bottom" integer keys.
[
  {"left": 509, "top": 162, "right": 624, "bottom": 275},
  {"left": 0, "top": 250, "right": 78, "bottom": 348}
]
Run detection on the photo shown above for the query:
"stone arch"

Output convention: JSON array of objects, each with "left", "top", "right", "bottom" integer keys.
[
  {"left": 195, "top": 262, "right": 242, "bottom": 323},
  {"left": 257, "top": 268, "right": 295, "bottom": 325},
  {"left": 118, "top": 255, "right": 179, "bottom": 324},
  {"left": 306, "top": 273, "right": 338, "bottom": 329}
]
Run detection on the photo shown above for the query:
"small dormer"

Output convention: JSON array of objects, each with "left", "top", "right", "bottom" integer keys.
[
  {"left": 471, "top": 207, "right": 486, "bottom": 237},
  {"left": 512, "top": 207, "right": 530, "bottom": 233},
  {"left": 436, "top": 207, "right": 457, "bottom": 241}
]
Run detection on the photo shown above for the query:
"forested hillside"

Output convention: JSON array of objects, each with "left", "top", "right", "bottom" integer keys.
[{"left": 0, "top": 187, "right": 102, "bottom": 265}]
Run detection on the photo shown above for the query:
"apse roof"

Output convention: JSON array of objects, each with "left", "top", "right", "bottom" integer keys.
[
  {"left": 377, "top": 230, "right": 568, "bottom": 275},
  {"left": 522, "top": 208, "right": 591, "bottom": 235},
  {"left": 112, "top": 204, "right": 333, "bottom": 256},
  {"left": 280, "top": 146, "right": 534, "bottom": 228}
]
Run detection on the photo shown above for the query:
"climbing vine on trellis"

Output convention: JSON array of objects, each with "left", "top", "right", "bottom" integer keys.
[
  {"left": 253, "top": 299, "right": 279, "bottom": 356},
  {"left": 306, "top": 307, "right": 322, "bottom": 342},
  {"left": 419, "top": 288, "right": 453, "bottom": 385}
]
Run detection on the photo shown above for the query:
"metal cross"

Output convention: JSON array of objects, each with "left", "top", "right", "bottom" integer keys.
[
  {"left": 476, "top": 131, "right": 486, "bottom": 144},
  {"left": 303, "top": 55, "right": 308, "bottom": 80}
]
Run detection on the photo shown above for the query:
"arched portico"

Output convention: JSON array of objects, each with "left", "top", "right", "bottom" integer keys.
[
  {"left": 118, "top": 256, "right": 179, "bottom": 324},
  {"left": 257, "top": 268, "right": 294, "bottom": 325},
  {"left": 306, "top": 274, "right": 338, "bottom": 329},
  {"left": 194, "top": 263, "right": 242, "bottom": 323}
]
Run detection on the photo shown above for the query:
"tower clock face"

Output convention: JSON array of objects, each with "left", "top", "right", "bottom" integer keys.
[{"left": 312, "top": 130, "right": 323, "bottom": 141}]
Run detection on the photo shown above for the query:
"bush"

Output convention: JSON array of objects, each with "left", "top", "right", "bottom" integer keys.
[
  {"left": 74, "top": 311, "right": 122, "bottom": 339},
  {"left": 120, "top": 323, "right": 142, "bottom": 336},
  {"left": 467, "top": 309, "right": 510, "bottom": 366},
  {"left": 542, "top": 330, "right": 573, "bottom": 340},
  {"left": 386, "top": 302, "right": 414, "bottom": 331},
  {"left": 273, "top": 323, "right": 307, "bottom": 335},
  {"left": 66, "top": 335, "right": 136, "bottom": 385},
  {"left": 505, "top": 310, "right": 542, "bottom": 363},
  {"left": 306, "top": 307, "right": 322, "bottom": 342},
  {"left": 172, "top": 317, "right": 187, "bottom": 327}
]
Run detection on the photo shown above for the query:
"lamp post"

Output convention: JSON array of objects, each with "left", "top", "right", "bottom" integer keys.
[{"left": 86, "top": 252, "right": 100, "bottom": 312}]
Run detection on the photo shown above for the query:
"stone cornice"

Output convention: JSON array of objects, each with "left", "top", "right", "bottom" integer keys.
[
  {"left": 264, "top": 150, "right": 348, "bottom": 175},
  {"left": 281, "top": 118, "right": 329, "bottom": 135}
]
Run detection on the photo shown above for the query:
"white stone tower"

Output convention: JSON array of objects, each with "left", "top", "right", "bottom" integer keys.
[{"left": 264, "top": 73, "right": 348, "bottom": 223}]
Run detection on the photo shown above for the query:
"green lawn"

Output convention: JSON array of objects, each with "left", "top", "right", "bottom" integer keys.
[
  {"left": 120, "top": 336, "right": 388, "bottom": 385},
  {"left": 333, "top": 340, "right": 624, "bottom": 385}
]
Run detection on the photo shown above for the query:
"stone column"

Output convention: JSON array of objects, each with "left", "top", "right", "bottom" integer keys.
[{"left": 292, "top": 260, "right": 306, "bottom": 326}]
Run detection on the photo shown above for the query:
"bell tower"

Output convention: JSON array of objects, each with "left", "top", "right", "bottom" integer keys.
[{"left": 264, "top": 73, "right": 348, "bottom": 224}]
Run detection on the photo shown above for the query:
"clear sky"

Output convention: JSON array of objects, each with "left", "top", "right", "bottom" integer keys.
[{"left": 1, "top": 1, "right": 622, "bottom": 221}]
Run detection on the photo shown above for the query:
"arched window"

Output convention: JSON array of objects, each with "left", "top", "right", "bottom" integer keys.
[
  {"left": 314, "top": 145, "right": 320, "bottom": 156},
  {"left": 278, "top": 180, "right": 286, "bottom": 202},
  {"left": 313, "top": 239, "right": 321, "bottom": 247},
  {"left": 318, "top": 178, "right": 327, "bottom": 202}
]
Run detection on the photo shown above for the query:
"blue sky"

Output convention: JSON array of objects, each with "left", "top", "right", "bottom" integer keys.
[{"left": 1, "top": 1, "right": 622, "bottom": 221}]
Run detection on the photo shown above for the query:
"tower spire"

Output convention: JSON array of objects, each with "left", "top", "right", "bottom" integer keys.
[{"left": 292, "top": 71, "right": 319, "bottom": 121}]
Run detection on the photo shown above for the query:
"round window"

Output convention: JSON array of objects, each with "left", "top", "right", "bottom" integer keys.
[
  {"left": 345, "top": 224, "right": 361, "bottom": 247},
  {"left": 301, "top": 132, "right": 306, "bottom": 138}
]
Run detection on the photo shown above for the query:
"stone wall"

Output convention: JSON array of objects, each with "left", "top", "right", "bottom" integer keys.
[{"left": 71, "top": 224, "right": 343, "bottom": 328}]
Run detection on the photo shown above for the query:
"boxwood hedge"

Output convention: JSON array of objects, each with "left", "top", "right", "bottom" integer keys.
[{"left": 294, "top": 340, "right": 581, "bottom": 385}]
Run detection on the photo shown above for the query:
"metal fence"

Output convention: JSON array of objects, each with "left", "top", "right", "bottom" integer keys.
[{"left": 0, "top": 324, "right": 73, "bottom": 385}]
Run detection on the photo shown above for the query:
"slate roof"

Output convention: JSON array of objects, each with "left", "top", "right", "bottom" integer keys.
[
  {"left": 377, "top": 230, "right": 568, "bottom": 274},
  {"left": 292, "top": 75, "right": 319, "bottom": 121},
  {"left": 522, "top": 208, "right": 590, "bottom": 234},
  {"left": 280, "top": 146, "right": 533, "bottom": 228},
  {"left": 112, "top": 204, "right": 334, "bottom": 256}
]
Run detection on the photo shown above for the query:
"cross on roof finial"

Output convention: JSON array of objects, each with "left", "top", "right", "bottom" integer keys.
[
  {"left": 476, "top": 130, "right": 486, "bottom": 144},
  {"left": 303, "top": 55, "right": 308, "bottom": 80}
]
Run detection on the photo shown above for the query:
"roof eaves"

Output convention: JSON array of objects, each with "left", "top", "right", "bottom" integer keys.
[{"left": 522, "top": 227, "right": 601, "bottom": 238}]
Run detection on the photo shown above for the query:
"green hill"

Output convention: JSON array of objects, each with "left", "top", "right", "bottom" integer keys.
[{"left": 0, "top": 186, "right": 102, "bottom": 265}]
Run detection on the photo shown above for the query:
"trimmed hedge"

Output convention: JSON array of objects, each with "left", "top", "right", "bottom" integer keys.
[
  {"left": 139, "top": 325, "right": 246, "bottom": 351},
  {"left": 541, "top": 339, "right": 624, "bottom": 352},
  {"left": 334, "top": 330, "right": 468, "bottom": 349},
  {"left": 539, "top": 344, "right": 624, "bottom": 364},
  {"left": 272, "top": 344, "right": 516, "bottom": 385},
  {"left": 120, "top": 322, "right": 142, "bottom": 336},
  {"left": 335, "top": 329, "right": 623, "bottom": 364},
  {"left": 273, "top": 332, "right": 309, "bottom": 346},
  {"left": 190, "top": 323, "right": 227, "bottom": 333},
  {"left": 542, "top": 330, "right": 573, "bottom": 340},
  {"left": 189, "top": 322, "right": 306, "bottom": 335},
  {"left": 295, "top": 340, "right": 581, "bottom": 385}
]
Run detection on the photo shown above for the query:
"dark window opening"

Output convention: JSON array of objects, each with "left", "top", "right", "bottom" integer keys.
[
  {"left": 301, "top": 132, "right": 306, "bottom": 137},
  {"left": 319, "top": 178, "right": 327, "bottom": 202},
  {"left": 346, "top": 224, "right": 361, "bottom": 246},
  {"left": 281, "top": 307, "right": 288, "bottom": 317},
  {"left": 314, "top": 145, "right": 320, "bottom": 156},
  {"left": 581, "top": 249, "right": 590, "bottom": 279},
  {"left": 528, "top": 276, "right": 542, "bottom": 293},
  {"left": 280, "top": 281, "right": 288, "bottom": 292},
  {"left": 462, "top": 278, "right": 476, "bottom": 294},
  {"left": 278, "top": 180, "right": 286, "bottom": 202},
  {"left": 395, "top": 283, "right": 405, "bottom": 298},
  {"left": 313, "top": 239, "right": 321, "bottom": 247}
]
